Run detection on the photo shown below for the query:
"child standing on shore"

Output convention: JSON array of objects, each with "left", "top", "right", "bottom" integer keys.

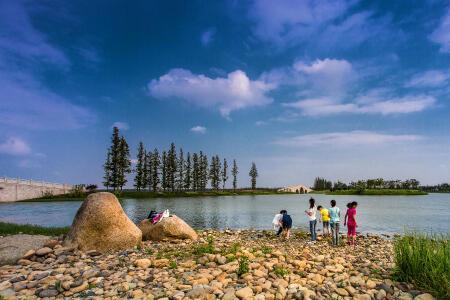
[
  {"left": 346, "top": 201, "right": 358, "bottom": 248},
  {"left": 317, "top": 205, "right": 330, "bottom": 236},
  {"left": 328, "top": 200, "right": 341, "bottom": 246},
  {"left": 305, "top": 198, "right": 317, "bottom": 242}
]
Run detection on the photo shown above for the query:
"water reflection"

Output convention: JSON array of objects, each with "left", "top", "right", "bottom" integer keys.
[{"left": 0, "top": 193, "right": 449, "bottom": 234}]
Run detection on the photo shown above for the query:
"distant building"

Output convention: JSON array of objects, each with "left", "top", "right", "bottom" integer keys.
[{"left": 278, "top": 184, "right": 312, "bottom": 194}]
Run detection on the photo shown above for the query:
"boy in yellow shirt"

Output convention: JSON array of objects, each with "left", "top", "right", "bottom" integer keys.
[{"left": 318, "top": 206, "right": 330, "bottom": 236}]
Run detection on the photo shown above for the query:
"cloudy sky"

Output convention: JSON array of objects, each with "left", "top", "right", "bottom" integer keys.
[{"left": 1, "top": 0, "right": 450, "bottom": 187}]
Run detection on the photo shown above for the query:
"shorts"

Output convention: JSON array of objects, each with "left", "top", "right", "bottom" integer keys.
[
  {"left": 323, "top": 221, "right": 330, "bottom": 227},
  {"left": 347, "top": 224, "right": 356, "bottom": 236}
]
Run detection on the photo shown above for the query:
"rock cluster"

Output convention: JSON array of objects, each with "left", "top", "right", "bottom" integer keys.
[{"left": 0, "top": 229, "right": 435, "bottom": 300}]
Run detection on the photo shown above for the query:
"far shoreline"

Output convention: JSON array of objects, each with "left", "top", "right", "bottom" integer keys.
[{"left": 15, "top": 188, "right": 432, "bottom": 203}]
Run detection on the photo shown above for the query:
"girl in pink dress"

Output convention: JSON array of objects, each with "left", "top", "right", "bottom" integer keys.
[{"left": 346, "top": 202, "right": 358, "bottom": 248}]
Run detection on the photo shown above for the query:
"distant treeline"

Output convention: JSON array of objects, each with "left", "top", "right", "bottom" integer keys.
[
  {"left": 420, "top": 183, "right": 450, "bottom": 193},
  {"left": 103, "top": 127, "right": 259, "bottom": 192},
  {"left": 313, "top": 177, "right": 421, "bottom": 191}
]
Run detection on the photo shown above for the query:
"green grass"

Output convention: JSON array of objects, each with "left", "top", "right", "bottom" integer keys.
[
  {"left": 393, "top": 234, "right": 450, "bottom": 299},
  {"left": 322, "top": 189, "right": 427, "bottom": 196},
  {"left": 0, "top": 221, "right": 69, "bottom": 236},
  {"left": 273, "top": 266, "right": 290, "bottom": 277},
  {"left": 192, "top": 236, "right": 215, "bottom": 255},
  {"left": 237, "top": 256, "right": 249, "bottom": 277},
  {"left": 25, "top": 189, "right": 295, "bottom": 202}
]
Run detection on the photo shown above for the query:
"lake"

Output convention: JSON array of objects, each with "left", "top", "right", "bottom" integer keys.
[{"left": 0, "top": 193, "right": 449, "bottom": 234}]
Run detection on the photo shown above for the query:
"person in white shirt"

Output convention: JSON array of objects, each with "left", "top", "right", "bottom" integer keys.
[
  {"left": 272, "top": 211, "right": 283, "bottom": 236},
  {"left": 305, "top": 198, "right": 317, "bottom": 241}
]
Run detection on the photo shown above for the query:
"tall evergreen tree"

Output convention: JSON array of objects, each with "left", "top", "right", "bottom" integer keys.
[
  {"left": 249, "top": 162, "right": 258, "bottom": 190},
  {"left": 150, "top": 149, "right": 160, "bottom": 192},
  {"left": 118, "top": 136, "right": 131, "bottom": 191},
  {"left": 192, "top": 152, "right": 199, "bottom": 191},
  {"left": 145, "top": 151, "right": 153, "bottom": 191},
  {"left": 167, "top": 143, "right": 177, "bottom": 191},
  {"left": 184, "top": 152, "right": 192, "bottom": 190},
  {"left": 142, "top": 150, "right": 148, "bottom": 190},
  {"left": 177, "top": 148, "right": 184, "bottom": 191},
  {"left": 199, "top": 151, "right": 209, "bottom": 191},
  {"left": 134, "top": 142, "right": 146, "bottom": 191},
  {"left": 209, "top": 155, "right": 220, "bottom": 190},
  {"left": 108, "top": 126, "right": 122, "bottom": 191},
  {"left": 103, "top": 149, "right": 112, "bottom": 190},
  {"left": 222, "top": 158, "right": 228, "bottom": 190},
  {"left": 161, "top": 151, "right": 167, "bottom": 191},
  {"left": 232, "top": 159, "right": 238, "bottom": 191}
]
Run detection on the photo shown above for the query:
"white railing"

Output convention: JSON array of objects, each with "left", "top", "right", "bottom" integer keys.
[{"left": 0, "top": 176, "right": 72, "bottom": 189}]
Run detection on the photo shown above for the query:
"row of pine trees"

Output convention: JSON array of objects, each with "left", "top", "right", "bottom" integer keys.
[{"left": 103, "top": 127, "right": 258, "bottom": 192}]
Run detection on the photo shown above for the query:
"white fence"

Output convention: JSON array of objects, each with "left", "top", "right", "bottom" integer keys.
[
  {"left": 0, "top": 177, "right": 71, "bottom": 189},
  {"left": 0, "top": 177, "right": 73, "bottom": 202}
]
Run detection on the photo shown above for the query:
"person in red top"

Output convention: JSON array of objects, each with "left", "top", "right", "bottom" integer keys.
[{"left": 345, "top": 201, "right": 358, "bottom": 248}]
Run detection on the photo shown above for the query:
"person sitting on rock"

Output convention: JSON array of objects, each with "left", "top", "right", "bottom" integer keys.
[
  {"left": 280, "top": 210, "right": 292, "bottom": 239},
  {"left": 147, "top": 210, "right": 158, "bottom": 222}
]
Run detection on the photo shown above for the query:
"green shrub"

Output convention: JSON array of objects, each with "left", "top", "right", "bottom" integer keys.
[
  {"left": 393, "top": 234, "right": 450, "bottom": 299},
  {"left": 237, "top": 256, "right": 249, "bottom": 277},
  {"left": 274, "top": 266, "right": 290, "bottom": 277},
  {"left": 261, "top": 245, "right": 273, "bottom": 254},
  {"left": 169, "top": 261, "right": 177, "bottom": 269},
  {"left": 193, "top": 236, "right": 215, "bottom": 255}
]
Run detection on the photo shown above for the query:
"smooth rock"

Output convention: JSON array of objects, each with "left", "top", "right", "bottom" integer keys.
[
  {"left": 235, "top": 287, "right": 253, "bottom": 299},
  {"left": 139, "top": 215, "right": 198, "bottom": 241},
  {"left": 64, "top": 192, "right": 142, "bottom": 252}
]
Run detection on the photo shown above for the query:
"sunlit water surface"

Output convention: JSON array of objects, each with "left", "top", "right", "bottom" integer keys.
[{"left": 0, "top": 194, "right": 449, "bottom": 234}]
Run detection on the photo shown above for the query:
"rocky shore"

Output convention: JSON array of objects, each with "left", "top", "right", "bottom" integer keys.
[{"left": 0, "top": 230, "right": 435, "bottom": 300}]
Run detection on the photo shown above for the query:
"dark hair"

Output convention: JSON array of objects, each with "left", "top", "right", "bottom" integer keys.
[
  {"left": 346, "top": 202, "right": 352, "bottom": 208},
  {"left": 317, "top": 205, "right": 323, "bottom": 210},
  {"left": 330, "top": 200, "right": 336, "bottom": 207},
  {"left": 280, "top": 210, "right": 287, "bottom": 214},
  {"left": 351, "top": 201, "right": 358, "bottom": 207},
  {"left": 309, "top": 198, "right": 315, "bottom": 209}
]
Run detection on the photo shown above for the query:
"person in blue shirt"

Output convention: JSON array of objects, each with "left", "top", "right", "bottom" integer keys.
[
  {"left": 328, "top": 200, "right": 341, "bottom": 246},
  {"left": 280, "top": 210, "right": 292, "bottom": 239}
]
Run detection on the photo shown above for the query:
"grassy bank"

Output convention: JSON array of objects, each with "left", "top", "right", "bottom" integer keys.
[
  {"left": 23, "top": 189, "right": 294, "bottom": 202},
  {"left": 313, "top": 189, "right": 427, "bottom": 195},
  {"left": 0, "top": 221, "right": 69, "bottom": 236},
  {"left": 394, "top": 234, "right": 450, "bottom": 299}
]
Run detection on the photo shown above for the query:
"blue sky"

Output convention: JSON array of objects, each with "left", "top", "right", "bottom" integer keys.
[{"left": 1, "top": 0, "right": 450, "bottom": 187}]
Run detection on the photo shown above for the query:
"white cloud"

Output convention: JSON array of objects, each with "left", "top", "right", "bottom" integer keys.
[
  {"left": 0, "top": 137, "right": 31, "bottom": 155},
  {"left": 130, "top": 159, "right": 138, "bottom": 165},
  {"left": 261, "top": 58, "right": 355, "bottom": 98},
  {"left": 190, "top": 126, "right": 207, "bottom": 134},
  {"left": 111, "top": 121, "right": 130, "bottom": 130},
  {"left": 275, "top": 131, "right": 421, "bottom": 147},
  {"left": 283, "top": 95, "right": 435, "bottom": 116},
  {"left": 148, "top": 69, "right": 273, "bottom": 117},
  {"left": 405, "top": 70, "right": 450, "bottom": 88},
  {"left": 249, "top": 0, "right": 351, "bottom": 47},
  {"left": 429, "top": 8, "right": 450, "bottom": 53},
  {"left": 201, "top": 28, "right": 216, "bottom": 46},
  {"left": 248, "top": 0, "right": 397, "bottom": 51}
]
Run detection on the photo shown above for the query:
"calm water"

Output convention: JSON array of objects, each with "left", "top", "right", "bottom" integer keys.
[{"left": 0, "top": 194, "right": 449, "bottom": 234}]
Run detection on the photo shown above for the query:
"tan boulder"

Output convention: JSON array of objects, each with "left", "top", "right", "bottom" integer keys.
[
  {"left": 138, "top": 215, "right": 198, "bottom": 241},
  {"left": 64, "top": 192, "right": 141, "bottom": 252}
]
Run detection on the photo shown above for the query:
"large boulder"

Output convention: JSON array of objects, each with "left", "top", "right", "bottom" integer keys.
[
  {"left": 139, "top": 215, "right": 198, "bottom": 241},
  {"left": 64, "top": 192, "right": 141, "bottom": 252}
]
